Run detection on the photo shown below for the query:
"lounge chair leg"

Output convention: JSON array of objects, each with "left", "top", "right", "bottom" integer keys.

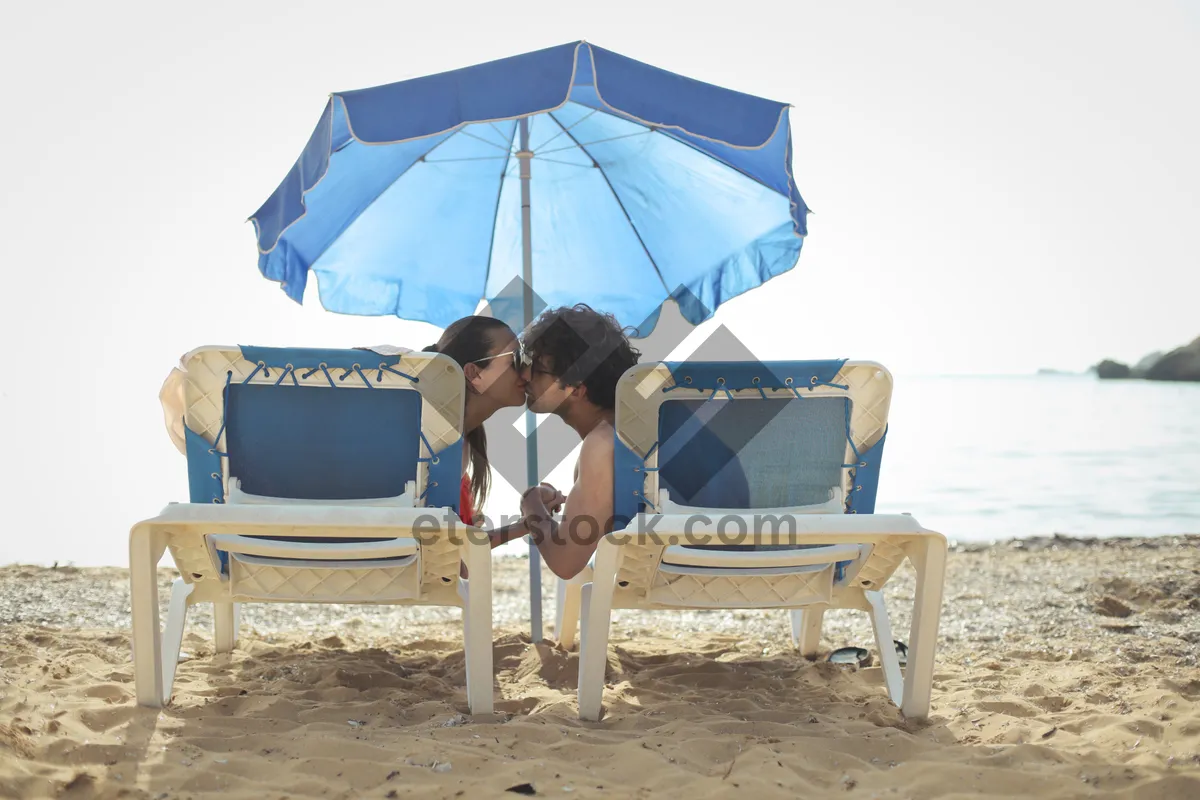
[
  {"left": 556, "top": 567, "right": 590, "bottom": 651},
  {"left": 555, "top": 577, "right": 569, "bottom": 646},
  {"left": 901, "top": 536, "right": 947, "bottom": 719},
  {"left": 865, "top": 591, "right": 904, "bottom": 707},
  {"left": 577, "top": 545, "right": 618, "bottom": 721},
  {"left": 792, "top": 606, "right": 825, "bottom": 657},
  {"left": 213, "top": 601, "right": 238, "bottom": 653},
  {"left": 161, "top": 579, "right": 193, "bottom": 705},
  {"left": 458, "top": 580, "right": 475, "bottom": 711},
  {"left": 130, "top": 525, "right": 168, "bottom": 708},
  {"left": 462, "top": 543, "right": 494, "bottom": 715}
]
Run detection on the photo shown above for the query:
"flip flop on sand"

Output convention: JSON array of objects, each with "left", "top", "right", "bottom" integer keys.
[
  {"left": 827, "top": 647, "right": 871, "bottom": 667},
  {"left": 826, "top": 641, "right": 908, "bottom": 668}
]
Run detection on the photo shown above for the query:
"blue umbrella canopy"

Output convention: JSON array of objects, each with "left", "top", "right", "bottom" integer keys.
[{"left": 251, "top": 41, "right": 808, "bottom": 335}]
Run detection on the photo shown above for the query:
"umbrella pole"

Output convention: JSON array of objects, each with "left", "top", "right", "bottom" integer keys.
[{"left": 518, "top": 117, "right": 543, "bottom": 642}]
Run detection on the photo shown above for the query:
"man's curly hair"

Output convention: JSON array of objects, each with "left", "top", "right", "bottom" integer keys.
[{"left": 524, "top": 304, "right": 641, "bottom": 411}]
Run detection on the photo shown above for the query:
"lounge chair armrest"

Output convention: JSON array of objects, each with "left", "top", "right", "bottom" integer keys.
[
  {"left": 605, "top": 512, "right": 937, "bottom": 547},
  {"left": 132, "top": 502, "right": 476, "bottom": 543}
]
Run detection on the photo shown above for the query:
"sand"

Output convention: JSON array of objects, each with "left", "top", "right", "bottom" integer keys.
[{"left": 2, "top": 535, "right": 1199, "bottom": 799}]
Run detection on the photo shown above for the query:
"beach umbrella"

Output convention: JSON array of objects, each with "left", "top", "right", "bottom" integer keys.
[{"left": 250, "top": 41, "right": 810, "bottom": 640}]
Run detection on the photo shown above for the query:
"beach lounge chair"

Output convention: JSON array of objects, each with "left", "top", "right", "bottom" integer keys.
[
  {"left": 559, "top": 359, "right": 946, "bottom": 721},
  {"left": 130, "top": 346, "right": 494, "bottom": 713}
]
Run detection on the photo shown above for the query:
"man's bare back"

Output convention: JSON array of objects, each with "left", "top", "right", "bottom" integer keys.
[{"left": 522, "top": 419, "right": 614, "bottom": 579}]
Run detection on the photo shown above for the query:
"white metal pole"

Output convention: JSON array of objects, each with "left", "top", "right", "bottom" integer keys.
[{"left": 517, "top": 117, "right": 543, "bottom": 642}]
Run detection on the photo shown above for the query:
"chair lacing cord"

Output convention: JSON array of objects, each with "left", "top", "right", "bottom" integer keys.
[
  {"left": 840, "top": 397, "right": 863, "bottom": 469},
  {"left": 709, "top": 386, "right": 736, "bottom": 401},
  {"left": 377, "top": 364, "right": 419, "bottom": 383},
  {"left": 273, "top": 364, "right": 297, "bottom": 386},
  {"left": 336, "top": 364, "right": 375, "bottom": 389},
  {"left": 416, "top": 430, "right": 439, "bottom": 465},
  {"left": 416, "top": 432, "right": 441, "bottom": 500},
  {"left": 206, "top": 372, "right": 233, "bottom": 503},
  {"left": 839, "top": 399, "right": 866, "bottom": 513},
  {"left": 208, "top": 371, "right": 232, "bottom": 460},
  {"left": 297, "top": 364, "right": 338, "bottom": 386},
  {"left": 242, "top": 362, "right": 266, "bottom": 384},
  {"left": 809, "top": 377, "right": 850, "bottom": 392}
]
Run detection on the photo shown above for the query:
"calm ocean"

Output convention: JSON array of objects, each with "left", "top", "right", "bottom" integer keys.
[{"left": 874, "top": 374, "right": 1200, "bottom": 542}]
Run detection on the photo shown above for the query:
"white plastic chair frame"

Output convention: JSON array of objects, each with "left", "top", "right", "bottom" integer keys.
[
  {"left": 557, "top": 361, "right": 947, "bottom": 721},
  {"left": 130, "top": 347, "right": 494, "bottom": 714}
]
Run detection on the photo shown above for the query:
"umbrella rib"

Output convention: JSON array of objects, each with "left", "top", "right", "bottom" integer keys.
[
  {"left": 489, "top": 122, "right": 512, "bottom": 144},
  {"left": 459, "top": 129, "right": 515, "bottom": 153},
  {"left": 545, "top": 111, "right": 671, "bottom": 297},
  {"left": 423, "top": 154, "right": 511, "bottom": 163},
  {"left": 531, "top": 108, "right": 596, "bottom": 152},
  {"left": 570, "top": 101, "right": 790, "bottom": 200},
  {"left": 530, "top": 155, "right": 594, "bottom": 167},
  {"left": 536, "top": 129, "right": 651, "bottom": 157}
]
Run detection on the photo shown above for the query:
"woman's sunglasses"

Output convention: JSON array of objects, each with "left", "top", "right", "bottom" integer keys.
[{"left": 472, "top": 343, "right": 533, "bottom": 372}]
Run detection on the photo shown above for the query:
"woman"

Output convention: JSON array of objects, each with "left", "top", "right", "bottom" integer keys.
[{"left": 418, "top": 316, "right": 564, "bottom": 533}]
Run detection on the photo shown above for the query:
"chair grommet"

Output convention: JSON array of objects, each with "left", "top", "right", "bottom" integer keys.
[
  {"left": 684, "top": 376, "right": 693, "bottom": 384},
  {"left": 810, "top": 375, "right": 819, "bottom": 385},
  {"left": 784, "top": 377, "right": 793, "bottom": 385}
]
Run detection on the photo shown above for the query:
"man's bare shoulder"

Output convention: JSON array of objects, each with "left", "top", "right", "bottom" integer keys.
[{"left": 579, "top": 420, "right": 615, "bottom": 468}]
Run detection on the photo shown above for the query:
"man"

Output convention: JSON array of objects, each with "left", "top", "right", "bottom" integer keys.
[{"left": 516, "top": 304, "right": 641, "bottom": 580}]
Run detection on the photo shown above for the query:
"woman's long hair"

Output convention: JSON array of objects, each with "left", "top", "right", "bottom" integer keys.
[{"left": 423, "top": 316, "right": 514, "bottom": 516}]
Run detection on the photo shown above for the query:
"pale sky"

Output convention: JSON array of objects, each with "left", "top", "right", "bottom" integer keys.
[{"left": 1, "top": 1, "right": 1197, "bottom": 565}]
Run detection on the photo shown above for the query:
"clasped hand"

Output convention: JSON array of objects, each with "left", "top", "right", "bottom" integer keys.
[{"left": 520, "top": 482, "right": 566, "bottom": 520}]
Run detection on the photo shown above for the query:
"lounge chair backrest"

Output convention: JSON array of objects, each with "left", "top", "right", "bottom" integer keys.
[
  {"left": 609, "top": 359, "right": 898, "bottom": 594},
  {"left": 615, "top": 359, "right": 892, "bottom": 520},
  {"left": 163, "top": 346, "right": 469, "bottom": 592},
  {"left": 178, "top": 346, "right": 465, "bottom": 510}
]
